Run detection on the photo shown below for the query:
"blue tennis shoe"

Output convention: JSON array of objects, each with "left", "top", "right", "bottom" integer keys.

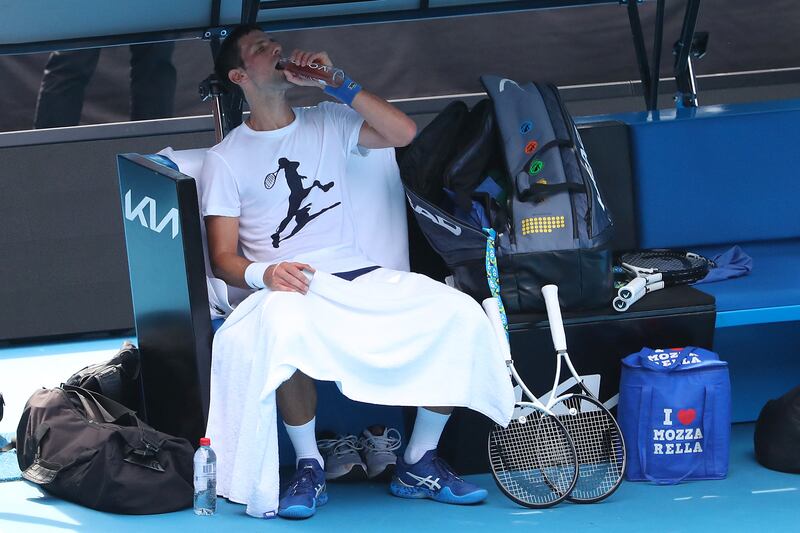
[
  {"left": 278, "top": 458, "right": 328, "bottom": 519},
  {"left": 390, "top": 450, "right": 488, "bottom": 504}
]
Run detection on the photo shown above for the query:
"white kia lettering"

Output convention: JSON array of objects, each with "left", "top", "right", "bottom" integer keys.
[{"left": 124, "top": 189, "right": 180, "bottom": 239}]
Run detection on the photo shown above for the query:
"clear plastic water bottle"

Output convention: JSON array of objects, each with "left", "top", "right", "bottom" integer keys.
[{"left": 193, "top": 437, "right": 217, "bottom": 515}]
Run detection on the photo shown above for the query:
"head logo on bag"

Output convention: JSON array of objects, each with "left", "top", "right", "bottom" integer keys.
[{"left": 653, "top": 407, "right": 704, "bottom": 456}]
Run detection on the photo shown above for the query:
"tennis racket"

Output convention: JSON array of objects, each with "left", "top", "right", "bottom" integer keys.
[
  {"left": 541, "top": 285, "right": 627, "bottom": 503},
  {"left": 483, "top": 298, "right": 579, "bottom": 509},
  {"left": 613, "top": 249, "right": 713, "bottom": 312},
  {"left": 264, "top": 168, "right": 280, "bottom": 189}
]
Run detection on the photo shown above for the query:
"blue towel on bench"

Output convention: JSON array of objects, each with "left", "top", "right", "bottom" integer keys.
[{"left": 695, "top": 245, "right": 753, "bottom": 285}]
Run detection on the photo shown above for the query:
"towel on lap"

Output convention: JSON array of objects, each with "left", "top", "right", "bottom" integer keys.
[{"left": 205, "top": 268, "right": 515, "bottom": 518}]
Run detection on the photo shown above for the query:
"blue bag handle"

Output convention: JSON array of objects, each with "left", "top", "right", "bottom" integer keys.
[
  {"left": 639, "top": 347, "right": 720, "bottom": 373},
  {"left": 637, "top": 384, "right": 714, "bottom": 484}
]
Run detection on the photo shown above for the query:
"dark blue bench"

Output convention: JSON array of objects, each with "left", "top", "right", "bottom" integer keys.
[{"left": 580, "top": 99, "right": 800, "bottom": 421}]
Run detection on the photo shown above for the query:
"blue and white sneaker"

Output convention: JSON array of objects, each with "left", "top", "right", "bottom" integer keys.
[
  {"left": 390, "top": 450, "right": 488, "bottom": 504},
  {"left": 278, "top": 458, "right": 328, "bottom": 519}
]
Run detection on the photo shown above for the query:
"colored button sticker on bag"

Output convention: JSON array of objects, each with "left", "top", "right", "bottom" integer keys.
[
  {"left": 519, "top": 121, "right": 533, "bottom": 134},
  {"left": 524, "top": 140, "right": 538, "bottom": 154},
  {"left": 528, "top": 159, "right": 544, "bottom": 175}
]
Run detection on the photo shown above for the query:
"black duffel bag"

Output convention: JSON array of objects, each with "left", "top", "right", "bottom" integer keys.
[
  {"left": 65, "top": 341, "right": 141, "bottom": 409},
  {"left": 17, "top": 384, "right": 194, "bottom": 514}
]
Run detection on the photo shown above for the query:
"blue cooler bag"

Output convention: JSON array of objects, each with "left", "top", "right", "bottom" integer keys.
[{"left": 618, "top": 347, "right": 731, "bottom": 483}]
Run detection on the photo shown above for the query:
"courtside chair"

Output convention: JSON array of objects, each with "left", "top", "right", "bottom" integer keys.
[{"left": 117, "top": 146, "right": 409, "bottom": 445}]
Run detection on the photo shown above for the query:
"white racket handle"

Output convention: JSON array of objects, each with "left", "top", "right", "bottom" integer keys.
[
  {"left": 481, "top": 298, "right": 512, "bottom": 361},
  {"left": 613, "top": 280, "right": 666, "bottom": 312},
  {"left": 618, "top": 276, "right": 646, "bottom": 299},
  {"left": 541, "top": 285, "right": 567, "bottom": 352},
  {"left": 619, "top": 273, "right": 664, "bottom": 300}
]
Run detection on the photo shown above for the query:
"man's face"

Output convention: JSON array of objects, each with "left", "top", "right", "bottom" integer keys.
[{"left": 235, "top": 30, "right": 289, "bottom": 90}]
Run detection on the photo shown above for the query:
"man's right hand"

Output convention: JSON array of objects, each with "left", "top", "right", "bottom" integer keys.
[{"left": 265, "top": 262, "right": 315, "bottom": 294}]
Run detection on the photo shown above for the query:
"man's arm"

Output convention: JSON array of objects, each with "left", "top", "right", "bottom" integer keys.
[
  {"left": 205, "top": 215, "right": 313, "bottom": 293},
  {"left": 283, "top": 50, "right": 416, "bottom": 150},
  {"left": 351, "top": 90, "right": 417, "bottom": 149}
]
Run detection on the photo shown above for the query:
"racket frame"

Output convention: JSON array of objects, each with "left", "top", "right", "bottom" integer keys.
[
  {"left": 541, "top": 285, "right": 627, "bottom": 503},
  {"left": 482, "top": 298, "right": 579, "bottom": 508}
]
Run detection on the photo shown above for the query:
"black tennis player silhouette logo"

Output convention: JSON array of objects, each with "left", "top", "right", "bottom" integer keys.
[{"left": 266, "top": 157, "right": 341, "bottom": 248}]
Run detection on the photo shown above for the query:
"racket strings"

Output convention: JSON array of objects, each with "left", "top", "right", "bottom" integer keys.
[
  {"left": 489, "top": 415, "right": 576, "bottom": 506},
  {"left": 620, "top": 251, "right": 710, "bottom": 284},
  {"left": 264, "top": 169, "right": 279, "bottom": 189},
  {"left": 555, "top": 396, "right": 625, "bottom": 500}
]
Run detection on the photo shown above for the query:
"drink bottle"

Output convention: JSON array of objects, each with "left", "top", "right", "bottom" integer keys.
[
  {"left": 276, "top": 58, "right": 346, "bottom": 88},
  {"left": 193, "top": 437, "right": 217, "bottom": 515}
]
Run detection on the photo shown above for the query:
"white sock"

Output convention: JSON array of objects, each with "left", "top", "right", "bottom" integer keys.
[
  {"left": 404, "top": 408, "right": 450, "bottom": 465},
  {"left": 284, "top": 417, "right": 324, "bottom": 468}
]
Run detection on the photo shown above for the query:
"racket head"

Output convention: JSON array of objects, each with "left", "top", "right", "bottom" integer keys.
[
  {"left": 550, "top": 394, "right": 626, "bottom": 503},
  {"left": 488, "top": 412, "right": 578, "bottom": 508},
  {"left": 619, "top": 249, "right": 712, "bottom": 285},
  {"left": 264, "top": 170, "right": 278, "bottom": 189}
]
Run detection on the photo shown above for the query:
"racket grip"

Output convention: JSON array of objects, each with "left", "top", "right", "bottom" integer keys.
[
  {"left": 481, "top": 298, "right": 512, "bottom": 360},
  {"left": 541, "top": 285, "right": 567, "bottom": 352},
  {"left": 618, "top": 277, "right": 647, "bottom": 300}
]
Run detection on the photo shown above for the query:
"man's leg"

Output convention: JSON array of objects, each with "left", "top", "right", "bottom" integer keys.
[
  {"left": 404, "top": 406, "right": 452, "bottom": 464},
  {"left": 276, "top": 370, "right": 327, "bottom": 519},
  {"left": 391, "top": 406, "right": 488, "bottom": 505},
  {"left": 277, "top": 370, "right": 323, "bottom": 465},
  {"left": 128, "top": 42, "right": 176, "bottom": 121},
  {"left": 33, "top": 49, "right": 100, "bottom": 128}
]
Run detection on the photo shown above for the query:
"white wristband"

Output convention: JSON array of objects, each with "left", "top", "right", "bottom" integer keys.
[{"left": 244, "top": 262, "right": 270, "bottom": 290}]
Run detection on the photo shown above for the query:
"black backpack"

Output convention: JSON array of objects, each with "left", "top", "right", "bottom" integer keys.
[
  {"left": 754, "top": 385, "right": 800, "bottom": 473},
  {"left": 404, "top": 76, "right": 614, "bottom": 312},
  {"left": 17, "top": 385, "right": 194, "bottom": 514},
  {"left": 399, "top": 101, "right": 469, "bottom": 206}
]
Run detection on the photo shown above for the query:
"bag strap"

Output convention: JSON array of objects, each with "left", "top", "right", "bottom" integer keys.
[
  {"left": 517, "top": 181, "right": 585, "bottom": 203},
  {"left": 62, "top": 385, "right": 163, "bottom": 455},
  {"left": 515, "top": 138, "right": 580, "bottom": 202},
  {"left": 637, "top": 384, "right": 712, "bottom": 484}
]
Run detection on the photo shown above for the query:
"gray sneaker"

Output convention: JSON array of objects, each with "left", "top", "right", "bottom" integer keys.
[
  {"left": 316, "top": 434, "right": 367, "bottom": 482},
  {"left": 360, "top": 426, "right": 402, "bottom": 481}
]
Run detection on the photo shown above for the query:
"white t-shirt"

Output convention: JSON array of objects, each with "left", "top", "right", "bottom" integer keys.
[{"left": 201, "top": 102, "right": 375, "bottom": 274}]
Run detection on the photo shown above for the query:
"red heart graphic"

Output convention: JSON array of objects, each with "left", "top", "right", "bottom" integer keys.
[{"left": 678, "top": 409, "right": 696, "bottom": 425}]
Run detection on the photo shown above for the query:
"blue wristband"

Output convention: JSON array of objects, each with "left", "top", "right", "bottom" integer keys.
[{"left": 324, "top": 76, "right": 362, "bottom": 106}]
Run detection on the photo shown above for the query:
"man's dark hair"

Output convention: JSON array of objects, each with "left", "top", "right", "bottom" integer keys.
[{"left": 214, "top": 24, "right": 262, "bottom": 96}]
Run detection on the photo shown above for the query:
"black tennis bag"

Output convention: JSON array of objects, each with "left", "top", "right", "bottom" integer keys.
[
  {"left": 403, "top": 76, "right": 613, "bottom": 312},
  {"left": 754, "top": 385, "right": 800, "bottom": 473},
  {"left": 17, "top": 385, "right": 194, "bottom": 514}
]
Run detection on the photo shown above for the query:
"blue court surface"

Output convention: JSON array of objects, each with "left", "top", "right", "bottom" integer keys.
[{"left": 1, "top": 340, "right": 799, "bottom": 533}]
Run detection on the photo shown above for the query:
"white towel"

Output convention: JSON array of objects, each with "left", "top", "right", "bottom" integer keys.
[{"left": 205, "top": 268, "right": 515, "bottom": 518}]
